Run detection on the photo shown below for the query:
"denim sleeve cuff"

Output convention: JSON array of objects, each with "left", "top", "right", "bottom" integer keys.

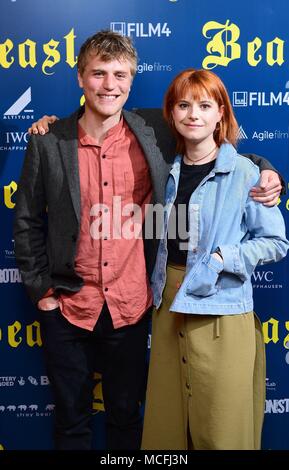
[
  {"left": 207, "top": 254, "right": 224, "bottom": 273},
  {"left": 218, "top": 245, "right": 244, "bottom": 278}
]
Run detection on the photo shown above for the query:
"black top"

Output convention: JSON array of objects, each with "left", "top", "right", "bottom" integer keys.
[{"left": 167, "top": 158, "right": 215, "bottom": 266}]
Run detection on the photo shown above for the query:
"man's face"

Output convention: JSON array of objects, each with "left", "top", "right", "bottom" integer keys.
[{"left": 78, "top": 55, "right": 133, "bottom": 121}]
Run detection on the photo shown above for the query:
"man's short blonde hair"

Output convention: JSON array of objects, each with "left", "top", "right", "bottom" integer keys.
[{"left": 77, "top": 30, "right": 138, "bottom": 77}]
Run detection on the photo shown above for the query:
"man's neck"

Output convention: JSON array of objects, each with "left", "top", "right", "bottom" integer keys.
[{"left": 79, "top": 110, "right": 122, "bottom": 145}]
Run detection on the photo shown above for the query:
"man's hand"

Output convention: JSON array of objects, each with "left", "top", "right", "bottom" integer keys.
[
  {"left": 37, "top": 296, "right": 59, "bottom": 311},
  {"left": 28, "top": 115, "right": 59, "bottom": 135},
  {"left": 250, "top": 170, "right": 282, "bottom": 207}
]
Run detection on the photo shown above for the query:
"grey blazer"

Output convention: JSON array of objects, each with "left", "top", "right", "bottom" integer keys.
[
  {"left": 14, "top": 108, "right": 171, "bottom": 304},
  {"left": 14, "top": 107, "right": 278, "bottom": 305}
]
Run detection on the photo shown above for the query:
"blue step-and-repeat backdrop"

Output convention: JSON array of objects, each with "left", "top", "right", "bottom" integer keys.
[{"left": 0, "top": 0, "right": 289, "bottom": 450}]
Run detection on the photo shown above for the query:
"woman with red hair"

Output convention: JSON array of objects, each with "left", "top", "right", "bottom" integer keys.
[{"left": 142, "top": 69, "right": 288, "bottom": 450}]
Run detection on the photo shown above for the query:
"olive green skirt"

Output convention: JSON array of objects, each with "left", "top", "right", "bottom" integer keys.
[{"left": 142, "top": 264, "right": 266, "bottom": 450}]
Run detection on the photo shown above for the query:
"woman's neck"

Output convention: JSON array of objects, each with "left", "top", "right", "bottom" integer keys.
[{"left": 183, "top": 141, "right": 218, "bottom": 166}]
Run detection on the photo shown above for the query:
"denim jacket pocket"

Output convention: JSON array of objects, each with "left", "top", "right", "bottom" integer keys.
[{"left": 186, "top": 254, "right": 223, "bottom": 297}]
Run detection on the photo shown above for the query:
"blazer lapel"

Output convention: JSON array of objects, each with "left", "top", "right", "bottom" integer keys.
[
  {"left": 123, "top": 110, "right": 171, "bottom": 205},
  {"left": 57, "top": 111, "right": 81, "bottom": 223}
]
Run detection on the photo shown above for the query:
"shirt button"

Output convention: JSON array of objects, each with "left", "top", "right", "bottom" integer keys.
[
  {"left": 182, "top": 356, "right": 187, "bottom": 364},
  {"left": 103, "top": 236, "right": 108, "bottom": 240},
  {"left": 104, "top": 287, "right": 108, "bottom": 292},
  {"left": 186, "top": 382, "right": 191, "bottom": 390},
  {"left": 192, "top": 248, "right": 197, "bottom": 253},
  {"left": 179, "top": 331, "right": 184, "bottom": 338},
  {"left": 102, "top": 154, "right": 106, "bottom": 159},
  {"left": 103, "top": 181, "right": 108, "bottom": 186},
  {"left": 104, "top": 208, "right": 109, "bottom": 213},
  {"left": 103, "top": 262, "right": 108, "bottom": 266}
]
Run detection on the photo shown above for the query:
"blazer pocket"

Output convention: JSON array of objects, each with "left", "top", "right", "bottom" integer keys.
[{"left": 186, "top": 254, "right": 223, "bottom": 297}]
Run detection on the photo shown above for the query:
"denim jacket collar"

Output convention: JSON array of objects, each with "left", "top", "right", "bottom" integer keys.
[{"left": 170, "top": 142, "right": 237, "bottom": 178}]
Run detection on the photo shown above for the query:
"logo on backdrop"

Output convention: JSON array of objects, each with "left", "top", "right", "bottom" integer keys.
[
  {"left": 232, "top": 90, "right": 289, "bottom": 107},
  {"left": 3, "top": 239, "right": 15, "bottom": 260},
  {"left": 266, "top": 377, "right": 277, "bottom": 392},
  {"left": 0, "top": 319, "right": 42, "bottom": 348},
  {"left": 3, "top": 182, "right": 17, "bottom": 209},
  {"left": 137, "top": 62, "right": 172, "bottom": 74},
  {"left": 110, "top": 22, "right": 172, "bottom": 38},
  {"left": 0, "top": 376, "right": 49, "bottom": 387},
  {"left": 237, "top": 125, "right": 248, "bottom": 140},
  {"left": 202, "top": 20, "right": 284, "bottom": 69},
  {"left": 2, "top": 87, "right": 34, "bottom": 120},
  {"left": 0, "top": 403, "right": 55, "bottom": 418},
  {"left": 0, "top": 268, "right": 22, "bottom": 284},
  {"left": 252, "top": 270, "right": 283, "bottom": 289},
  {"left": 237, "top": 125, "right": 289, "bottom": 141},
  {"left": 252, "top": 129, "right": 289, "bottom": 141},
  {"left": 0, "top": 131, "right": 29, "bottom": 152},
  {"left": 265, "top": 399, "right": 289, "bottom": 414}
]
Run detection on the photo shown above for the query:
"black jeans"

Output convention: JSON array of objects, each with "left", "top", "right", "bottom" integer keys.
[{"left": 39, "top": 302, "right": 150, "bottom": 450}]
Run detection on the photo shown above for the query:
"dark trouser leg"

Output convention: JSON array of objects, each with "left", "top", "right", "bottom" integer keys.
[
  {"left": 94, "top": 303, "right": 150, "bottom": 450},
  {"left": 39, "top": 308, "right": 94, "bottom": 450}
]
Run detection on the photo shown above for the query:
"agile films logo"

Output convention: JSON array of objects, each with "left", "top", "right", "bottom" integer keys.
[
  {"left": 237, "top": 125, "right": 248, "bottom": 140},
  {"left": 2, "top": 87, "right": 34, "bottom": 121},
  {"left": 237, "top": 124, "right": 288, "bottom": 142}
]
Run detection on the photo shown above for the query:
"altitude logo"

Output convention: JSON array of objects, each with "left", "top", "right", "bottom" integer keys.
[
  {"left": 2, "top": 87, "right": 34, "bottom": 120},
  {"left": 110, "top": 22, "right": 171, "bottom": 38}
]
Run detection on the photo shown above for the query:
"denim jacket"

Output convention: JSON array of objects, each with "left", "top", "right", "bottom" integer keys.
[{"left": 152, "top": 143, "right": 289, "bottom": 315}]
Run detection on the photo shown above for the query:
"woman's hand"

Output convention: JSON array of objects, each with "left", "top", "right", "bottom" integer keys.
[{"left": 28, "top": 115, "right": 59, "bottom": 135}]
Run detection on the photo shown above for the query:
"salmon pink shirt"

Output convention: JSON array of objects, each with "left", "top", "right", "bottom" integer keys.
[{"left": 58, "top": 117, "right": 153, "bottom": 329}]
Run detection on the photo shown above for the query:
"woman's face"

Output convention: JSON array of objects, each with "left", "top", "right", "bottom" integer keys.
[{"left": 171, "top": 92, "right": 223, "bottom": 146}]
